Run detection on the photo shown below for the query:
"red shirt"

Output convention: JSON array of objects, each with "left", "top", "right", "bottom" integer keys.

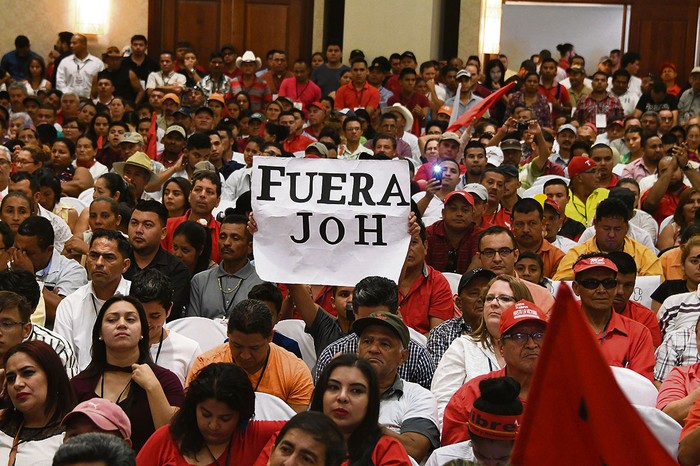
[
  {"left": 640, "top": 186, "right": 686, "bottom": 225},
  {"left": 334, "top": 81, "right": 380, "bottom": 111},
  {"left": 484, "top": 207, "right": 512, "bottom": 229},
  {"left": 398, "top": 265, "right": 454, "bottom": 334},
  {"left": 278, "top": 77, "right": 322, "bottom": 113},
  {"left": 538, "top": 82, "right": 571, "bottom": 119},
  {"left": 681, "top": 392, "right": 700, "bottom": 441},
  {"left": 619, "top": 300, "right": 662, "bottom": 347},
  {"left": 605, "top": 173, "right": 621, "bottom": 189},
  {"left": 425, "top": 220, "right": 481, "bottom": 274},
  {"left": 388, "top": 91, "right": 430, "bottom": 136},
  {"left": 594, "top": 307, "right": 655, "bottom": 381},
  {"left": 657, "top": 362, "right": 700, "bottom": 411},
  {"left": 442, "top": 367, "right": 527, "bottom": 445},
  {"left": 162, "top": 210, "right": 221, "bottom": 263},
  {"left": 283, "top": 133, "right": 316, "bottom": 153}
]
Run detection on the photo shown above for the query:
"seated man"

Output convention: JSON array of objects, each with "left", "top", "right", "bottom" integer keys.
[
  {"left": 186, "top": 299, "right": 314, "bottom": 412},
  {"left": 554, "top": 198, "right": 663, "bottom": 281},
  {"left": 442, "top": 300, "right": 547, "bottom": 445},
  {"left": 314, "top": 276, "right": 436, "bottom": 389},
  {"left": 248, "top": 282, "right": 302, "bottom": 358},
  {"left": 543, "top": 177, "right": 586, "bottom": 241},
  {"left": 354, "top": 312, "right": 440, "bottom": 463},
  {"left": 188, "top": 214, "right": 263, "bottom": 319},
  {"left": 130, "top": 269, "right": 202, "bottom": 386},
  {"left": 11, "top": 216, "right": 87, "bottom": 328},
  {"left": 61, "top": 398, "right": 132, "bottom": 445},
  {"left": 0, "top": 270, "right": 78, "bottom": 377},
  {"left": 426, "top": 268, "right": 495, "bottom": 367},
  {"left": 425, "top": 190, "right": 481, "bottom": 274},
  {"left": 266, "top": 412, "right": 346, "bottom": 466},
  {"left": 571, "top": 254, "right": 655, "bottom": 381},
  {"left": 510, "top": 198, "right": 564, "bottom": 279}
]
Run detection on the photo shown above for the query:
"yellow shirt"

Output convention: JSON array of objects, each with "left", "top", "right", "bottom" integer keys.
[
  {"left": 553, "top": 236, "right": 664, "bottom": 281},
  {"left": 565, "top": 188, "right": 609, "bottom": 226}
]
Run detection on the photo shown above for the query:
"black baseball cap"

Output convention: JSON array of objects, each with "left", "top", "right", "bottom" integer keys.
[{"left": 457, "top": 269, "right": 496, "bottom": 294}]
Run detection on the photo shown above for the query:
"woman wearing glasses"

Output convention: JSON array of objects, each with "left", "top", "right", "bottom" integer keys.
[{"left": 430, "top": 274, "right": 532, "bottom": 428}]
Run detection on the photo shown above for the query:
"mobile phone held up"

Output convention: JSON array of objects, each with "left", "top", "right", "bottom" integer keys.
[{"left": 432, "top": 164, "right": 443, "bottom": 182}]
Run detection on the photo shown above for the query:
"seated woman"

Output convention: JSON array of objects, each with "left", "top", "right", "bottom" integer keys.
[
  {"left": 658, "top": 189, "right": 700, "bottom": 251},
  {"left": 0, "top": 192, "right": 34, "bottom": 234},
  {"left": 430, "top": 275, "right": 532, "bottom": 428},
  {"left": 162, "top": 177, "right": 191, "bottom": 219},
  {"left": 34, "top": 168, "right": 79, "bottom": 232},
  {"left": 70, "top": 295, "right": 184, "bottom": 451},
  {"left": 62, "top": 196, "right": 122, "bottom": 263},
  {"left": 73, "top": 172, "right": 134, "bottom": 238},
  {"left": 137, "top": 363, "right": 285, "bottom": 466},
  {"left": 172, "top": 221, "right": 213, "bottom": 277},
  {"left": 0, "top": 340, "right": 76, "bottom": 465},
  {"left": 75, "top": 135, "right": 109, "bottom": 181},
  {"left": 49, "top": 137, "right": 94, "bottom": 197},
  {"left": 15, "top": 145, "right": 46, "bottom": 175},
  {"left": 311, "top": 354, "right": 412, "bottom": 465}
]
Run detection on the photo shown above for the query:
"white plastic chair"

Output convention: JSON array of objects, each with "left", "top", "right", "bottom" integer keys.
[
  {"left": 254, "top": 392, "right": 296, "bottom": 421},
  {"left": 166, "top": 317, "right": 228, "bottom": 352},
  {"left": 408, "top": 327, "right": 427, "bottom": 348},
  {"left": 60, "top": 197, "right": 87, "bottom": 215},
  {"left": 422, "top": 216, "right": 441, "bottom": 227},
  {"left": 441, "top": 272, "right": 462, "bottom": 296},
  {"left": 274, "top": 319, "right": 317, "bottom": 372}
]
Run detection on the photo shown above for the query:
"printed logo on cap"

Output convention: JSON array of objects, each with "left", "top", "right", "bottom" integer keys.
[{"left": 512, "top": 302, "right": 539, "bottom": 320}]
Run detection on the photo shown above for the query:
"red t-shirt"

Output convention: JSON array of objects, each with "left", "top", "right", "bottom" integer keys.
[
  {"left": 398, "top": 265, "right": 454, "bottom": 334},
  {"left": 334, "top": 82, "right": 380, "bottom": 111},
  {"left": 138, "top": 422, "right": 285, "bottom": 466},
  {"left": 640, "top": 186, "right": 686, "bottom": 225},
  {"left": 162, "top": 210, "right": 221, "bottom": 263},
  {"left": 283, "top": 134, "right": 316, "bottom": 153}
]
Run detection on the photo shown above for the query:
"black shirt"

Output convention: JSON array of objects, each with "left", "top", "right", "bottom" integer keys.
[
  {"left": 124, "top": 247, "right": 191, "bottom": 320},
  {"left": 307, "top": 308, "right": 345, "bottom": 358},
  {"left": 124, "top": 55, "right": 160, "bottom": 83},
  {"left": 559, "top": 217, "right": 586, "bottom": 240},
  {"left": 650, "top": 279, "right": 690, "bottom": 306}
]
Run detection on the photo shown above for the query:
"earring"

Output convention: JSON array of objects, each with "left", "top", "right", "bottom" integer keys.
[
  {"left": 139, "top": 336, "right": 143, "bottom": 340},
  {"left": 98, "top": 336, "right": 103, "bottom": 340}
]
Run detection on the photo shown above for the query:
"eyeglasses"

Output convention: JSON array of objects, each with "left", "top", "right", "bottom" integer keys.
[
  {"left": 484, "top": 294, "right": 516, "bottom": 305},
  {"left": 502, "top": 332, "right": 545, "bottom": 344},
  {"left": 0, "top": 320, "right": 25, "bottom": 332},
  {"left": 576, "top": 278, "right": 618, "bottom": 290},
  {"left": 479, "top": 247, "right": 515, "bottom": 259}
]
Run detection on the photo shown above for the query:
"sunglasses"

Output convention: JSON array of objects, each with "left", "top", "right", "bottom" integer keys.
[{"left": 577, "top": 278, "right": 618, "bottom": 290}]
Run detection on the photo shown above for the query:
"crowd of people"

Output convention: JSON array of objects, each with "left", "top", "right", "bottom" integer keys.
[{"left": 0, "top": 29, "right": 700, "bottom": 465}]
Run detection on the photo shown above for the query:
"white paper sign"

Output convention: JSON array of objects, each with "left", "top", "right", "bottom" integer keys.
[{"left": 251, "top": 157, "right": 412, "bottom": 286}]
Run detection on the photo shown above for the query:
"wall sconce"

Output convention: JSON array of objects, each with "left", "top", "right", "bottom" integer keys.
[
  {"left": 479, "top": 0, "right": 503, "bottom": 55},
  {"left": 75, "top": 0, "right": 109, "bottom": 35}
]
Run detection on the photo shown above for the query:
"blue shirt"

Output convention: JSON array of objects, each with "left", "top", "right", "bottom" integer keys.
[{"left": 1, "top": 50, "right": 40, "bottom": 80}]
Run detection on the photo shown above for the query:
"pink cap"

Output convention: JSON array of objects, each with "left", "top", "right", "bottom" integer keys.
[{"left": 62, "top": 398, "right": 131, "bottom": 440}]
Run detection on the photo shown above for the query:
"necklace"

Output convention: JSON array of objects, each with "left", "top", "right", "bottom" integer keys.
[
  {"left": 217, "top": 276, "right": 243, "bottom": 318},
  {"left": 205, "top": 438, "right": 233, "bottom": 466}
]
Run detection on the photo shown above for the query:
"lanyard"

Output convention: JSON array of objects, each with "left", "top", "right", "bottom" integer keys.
[
  {"left": 253, "top": 346, "right": 271, "bottom": 391},
  {"left": 295, "top": 81, "right": 310, "bottom": 100},
  {"left": 206, "top": 438, "right": 233, "bottom": 466},
  {"left": 7, "top": 422, "right": 23, "bottom": 466},
  {"left": 154, "top": 328, "right": 165, "bottom": 364}
]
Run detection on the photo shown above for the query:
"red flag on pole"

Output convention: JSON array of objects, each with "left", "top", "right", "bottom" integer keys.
[
  {"left": 446, "top": 81, "right": 516, "bottom": 133},
  {"left": 145, "top": 111, "right": 158, "bottom": 160},
  {"left": 510, "top": 284, "right": 677, "bottom": 465}
]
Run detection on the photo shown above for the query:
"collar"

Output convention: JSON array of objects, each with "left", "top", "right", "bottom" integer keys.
[
  {"left": 380, "top": 375, "right": 404, "bottom": 400},
  {"left": 605, "top": 310, "right": 630, "bottom": 337},
  {"left": 217, "top": 260, "right": 254, "bottom": 278},
  {"left": 36, "top": 249, "right": 57, "bottom": 280}
]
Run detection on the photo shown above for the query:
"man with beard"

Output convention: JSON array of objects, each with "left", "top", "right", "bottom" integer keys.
[
  {"left": 549, "top": 124, "right": 576, "bottom": 169},
  {"left": 622, "top": 132, "right": 666, "bottom": 182},
  {"left": 642, "top": 153, "right": 700, "bottom": 224},
  {"left": 461, "top": 141, "right": 487, "bottom": 185}
]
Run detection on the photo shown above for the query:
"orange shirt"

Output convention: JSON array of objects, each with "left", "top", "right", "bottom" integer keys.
[
  {"left": 660, "top": 247, "right": 683, "bottom": 281},
  {"left": 537, "top": 239, "right": 565, "bottom": 279},
  {"left": 595, "top": 309, "right": 655, "bottom": 382},
  {"left": 186, "top": 342, "right": 314, "bottom": 407},
  {"left": 619, "top": 300, "right": 662, "bottom": 347},
  {"left": 334, "top": 81, "right": 380, "bottom": 110}
]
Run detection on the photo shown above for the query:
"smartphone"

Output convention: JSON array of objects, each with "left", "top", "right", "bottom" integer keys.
[{"left": 432, "top": 164, "right": 443, "bottom": 182}]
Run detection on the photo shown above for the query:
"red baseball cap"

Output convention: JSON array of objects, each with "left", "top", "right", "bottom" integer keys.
[
  {"left": 543, "top": 198, "right": 561, "bottom": 215},
  {"left": 607, "top": 120, "right": 624, "bottom": 128},
  {"left": 499, "top": 300, "right": 548, "bottom": 336},
  {"left": 308, "top": 101, "right": 326, "bottom": 111},
  {"left": 444, "top": 190, "right": 474, "bottom": 207},
  {"left": 573, "top": 256, "right": 618, "bottom": 275},
  {"left": 568, "top": 156, "right": 597, "bottom": 178},
  {"left": 659, "top": 61, "right": 677, "bottom": 73}
]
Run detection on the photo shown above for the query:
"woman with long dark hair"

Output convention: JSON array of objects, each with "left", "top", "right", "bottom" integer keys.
[
  {"left": 311, "top": 354, "right": 412, "bottom": 465},
  {"left": 137, "top": 363, "right": 284, "bottom": 466},
  {"left": 483, "top": 59, "right": 508, "bottom": 125},
  {"left": 172, "top": 220, "right": 213, "bottom": 276},
  {"left": 70, "top": 295, "right": 184, "bottom": 451},
  {"left": 0, "top": 339, "right": 76, "bottom": 465}
]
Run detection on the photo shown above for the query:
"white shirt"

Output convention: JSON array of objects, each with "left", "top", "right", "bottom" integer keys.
[
  {"left": 39, "top": 249, "right": 88, "bottom": 297},
  {"left": 552, "top": 235, "right": 577, "bottom": 253},
  {"left": 38, "top": 204, "right": 72, "bottom": 253},
  {"left": 56, "top": 53, "right": 104, "bottom": 99},
  {"left": 28, "top": 324, "right": 79, "bottom": 378},
  {"left": 73, "top": 159, "right": 108, "bottom": 181},
  {"left": 146, "top": 70, "right": 187, "bottom": 90},
  {"left": 221, "top": 165, "right": 252, "bottom": 206},
  {"left": 609, "top": 86, "right": 640, "bottom": 116},
  {"left": 412, "top": 192, "right": 444, "bottom": 220},
  {"left": 430, "top": 335, "right": 499, "bottom": 430},
  {"left": 401, "top": 131, "right": 421, "bottom": 164},
  {"left": 631, "top": 209, "right": 659, "bottom": 243},
  {"left": 658, "top": 290, "right": 700, "bottom": 337},
  {"left": 149, "top": 329, "right": 202, "bottom": 386},
  {"left": 425, "top": 441, "right": 475, "bottom": 466},
  {"left": 54, "top": 277, "right": 131, "bottom": 370},
  {"left": 0, "top": 428, "right": 63, "bottom": 466}
]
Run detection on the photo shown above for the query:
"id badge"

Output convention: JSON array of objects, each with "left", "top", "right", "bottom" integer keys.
[{"left": 595, "top": 113, "right": 606, "bottom": 128}]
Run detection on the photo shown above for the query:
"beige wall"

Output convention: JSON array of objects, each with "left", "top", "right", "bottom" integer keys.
[
  {"left": 0, "top": 0, "right": 148, "bottom": 65},
  {"left": 342, "top": 0, "right": 441, "bottom": 64},
  {"left": 459, "top": 0, "right": 483, "bottom": 60}
]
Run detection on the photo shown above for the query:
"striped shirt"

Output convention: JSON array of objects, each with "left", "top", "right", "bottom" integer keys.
[
  {"left": 315, "top": 333, "right": 436, "bottom": 389},
  {"left": 655, "top": 328, "right": 699, "bottom": 382},
  {"left": 228, "top": 77, "right": 272, "bottom": 112},
  {"left": 28, "top": 324, "right": 79, "bottom": 378},
  {"left": 658, "top": 290, "right": 700, "bottom": 337}
]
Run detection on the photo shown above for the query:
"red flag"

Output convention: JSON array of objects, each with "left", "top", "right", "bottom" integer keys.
[
  {"left": 511, "top": 285, "right": 677, "bottom": 465},
  {"left": 145, "top": 111, "right": 158, "bottom": 160},
  {"left": 446, "top": 81, "right": 516, "bottom": 133}
]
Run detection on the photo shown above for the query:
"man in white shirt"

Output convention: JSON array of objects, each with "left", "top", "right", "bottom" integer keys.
[
  {"left": 146, "top": 51, "right": 186, "bottom": 96},
  {"left": 54, "top": 230, "right": 132, "bottom": 370},
  {"left": 56, "top": 34, "right": 104, "bottom": 99},
  {"left": 129, "top": 268, "right": 201, "bottom": 386}
]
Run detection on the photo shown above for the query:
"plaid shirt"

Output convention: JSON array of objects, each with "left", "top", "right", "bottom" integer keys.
[
  {"left": 228, "top": 76, "right": 272, "bottom": 112},
  {"left": 196, "top": 74, "right": 232, "bottom": 99},
  {"left": 425, "top": 221, "right": 481, "bottom": 274},
  {"left": 573, "top": 93, "right": 624, "bottom": 126},
  {"left": 426, "top": 317, "right": 471, "bottom": 367},
  {"left": 654, "top": 328, "right": 699, "bottom": 382},
  {"left": 315, "top": 333, "right": 436, "bottom": 389}
]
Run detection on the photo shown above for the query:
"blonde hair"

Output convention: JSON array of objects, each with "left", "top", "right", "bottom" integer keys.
[{"left": 468, "top": 274, "right": 533, "bottom": 351}]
